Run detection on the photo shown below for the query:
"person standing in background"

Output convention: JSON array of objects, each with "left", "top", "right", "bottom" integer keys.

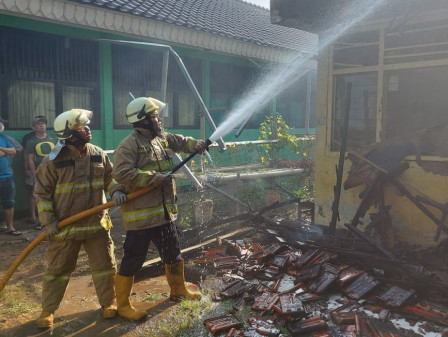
[
  {"left": 21, "top": 122, "right": 36, "bottom": 184},
  {"left": 25, "top": 116, "right": 57, "bottom": 230},
  {"left": 0, "top": 133, "right": 22, "bottom": 232},
  {"left": 0, "top": 117, "right": 19, "bottom": 235}
]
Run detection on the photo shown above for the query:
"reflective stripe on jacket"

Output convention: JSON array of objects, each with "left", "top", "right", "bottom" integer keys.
[
  {"left": 34, "top": 143, "right": 122, "bottom": 240},
  {"left": 112, "top": 128, "right": 197, "bottom": 231}
]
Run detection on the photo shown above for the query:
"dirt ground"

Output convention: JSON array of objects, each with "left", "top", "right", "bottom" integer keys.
[
  {"left": 0, "top": 205, "right": 225, "bottom": 337},
  {"left": 0, "top": 179, "right": 300, "bottom": 337},
  {"left": 2, "top": 201, "right": 448, "bottom": 337}
]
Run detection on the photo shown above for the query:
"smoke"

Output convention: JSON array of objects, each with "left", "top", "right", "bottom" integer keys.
[{"left": 209, "top": 0, "right": 387, "bottom": 142}]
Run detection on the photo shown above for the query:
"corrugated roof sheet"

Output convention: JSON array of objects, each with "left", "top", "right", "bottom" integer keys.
[{"left": 69, "top": 0, "right": 317, "bottom": 54}]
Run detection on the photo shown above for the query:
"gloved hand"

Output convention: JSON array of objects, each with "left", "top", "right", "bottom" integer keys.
[
  {"left": 112, "top": 191, "right": 127, "bottom": 206},
  {"left": 162, "top": 172, "right": 174, "bottom": 183},
  {"left": 45, "top": 221, "right": 59, "bottom": 237},
  {"left": 195, "top": 140, "right": 208, "bottom": 154}
]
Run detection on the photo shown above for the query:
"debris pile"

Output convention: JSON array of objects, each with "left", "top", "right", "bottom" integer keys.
[{"left": 195, "top": 234, "right": 448, "bottom": 336}]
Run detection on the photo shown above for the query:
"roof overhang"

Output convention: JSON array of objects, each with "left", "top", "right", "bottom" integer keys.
[
  {"left": 0, "top": 0, "right": 315, "bottom": 67},
  {"left": 270, "top": 0, "right": 448, "bottom": 34},
  {"left": 270, "top": 0, "right": 349, "bottom": 34}
]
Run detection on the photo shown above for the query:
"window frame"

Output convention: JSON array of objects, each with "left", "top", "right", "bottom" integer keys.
[
  {"left": 328, "top": 20, "right": 448, "bottom": 160},
  {"left": 0, "top": 27, "right": 101, "bottom": 130}
]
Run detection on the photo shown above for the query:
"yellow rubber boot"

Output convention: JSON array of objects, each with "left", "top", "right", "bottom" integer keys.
[
  {"left": 102, "top": 304, "right": 117, "bottom": 318},
  {"left": 165, "top": 259, "right": 201, "bottom": 301},
  {"left": 115, "top": 274, "right": 147, "bottom": 320},
  {"left": 37, "top": 310, "right": 54, "bottom": 328}
]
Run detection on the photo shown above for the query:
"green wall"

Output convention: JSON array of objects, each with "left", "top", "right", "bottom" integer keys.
[{"left": 0, "top": 15, "right": 264, "bottom": 214}]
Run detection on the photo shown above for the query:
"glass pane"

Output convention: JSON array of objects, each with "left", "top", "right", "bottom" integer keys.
[
  {"left": 159, "top": 92, "right": 173, "bottom": 129},
  {"left": 62, "top": 86, "right": 92, "bottom": 110},
  {"left": 332, "top": 73, "right": 377, "bottom": 150},
  {"left": 62, "top": 86, "right": 97, "bottom": 128},
  {"left": 113, "top": 89, "right": 172, "bottom": 128},
  {"left": 385, "top": 19, "right": 448, "bottom": 65},
  {"left": 113, "top": 89, "right": 133, "bottom": 128},
  {"left": 333, "top": 30, "right": 379, "bottom": 70},
  {"left": 7, "top": 80, "right": 55, "bottom": 129},
  {"left": 385, "top": 66, "right": 448, "bottom": 157},
  {"left": 177, "top": 93, "right": 196, "bottom": 127},
  {"left": 144, "top": 90, "right": 173, "bottom": 129},
  {"left": 277, "top": 75, "right": 308, "bottom": 129},
  {"left": 210, "top": 94, "right": 229, "bottom": 127}
]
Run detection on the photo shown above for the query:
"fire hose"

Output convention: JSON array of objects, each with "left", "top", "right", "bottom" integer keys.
[
  {"left": 0, "top": 184, "right": 157, "bottom": 294},
  {"left": 169, "top": 139, "right": 212, "bottom": 174},
  {"left": 0, "top": 139, "right": 210, "bottom": 294}
]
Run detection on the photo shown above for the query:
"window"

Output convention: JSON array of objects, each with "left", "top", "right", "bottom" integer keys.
[
  {"left": 0, "top": 27, "right": 100, "bottom": 129},
  {"left": 333, "top": 30, "right": 379, "bottom": 70},
  {"left": 385, "top": 66, "right": 448, "bottom": 141},
  {"left": 277, "top": 71, "right": 316, "bottom": 132},
  {"left": 8, "top": 81, "right": 55, "bottom": 127},
  {"left": 332, "top": 73, "right": 377, "bottom": 150},
  {"left": 210, "top": 61, "right": 261, "bottom": 129},
  {"left": 112, "top": 45, "right": 201, "bottom": 129}
]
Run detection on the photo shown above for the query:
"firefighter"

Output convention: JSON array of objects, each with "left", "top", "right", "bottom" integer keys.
[
  {"left": 35, "top": 109, "right": 127, "bottom": 328},
  {"left": 112, "top": 97, "right": 207, "bottom": 320}
]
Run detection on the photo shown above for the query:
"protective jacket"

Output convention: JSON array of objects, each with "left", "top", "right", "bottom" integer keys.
[
  {"left": 34, "top": 143, "right": 122, "bottom": 240},
  {"left": 112, "top": 127, "right": 197, "bottom": 231}
]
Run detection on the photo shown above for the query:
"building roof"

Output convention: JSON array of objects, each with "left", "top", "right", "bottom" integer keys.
[
  {"left": 271, "top": 0, "right": 448, "bottom": 34},
  {"left": 69, "top": 0, "right": 317, "bottom": 55}
]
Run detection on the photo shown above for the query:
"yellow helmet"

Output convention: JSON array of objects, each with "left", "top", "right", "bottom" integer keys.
[
  {"left": 54, "top": 109, "right": 92, "bottom": 140},
  {"left": 126, "top": 97, "right": 166, "bottom": 124}
]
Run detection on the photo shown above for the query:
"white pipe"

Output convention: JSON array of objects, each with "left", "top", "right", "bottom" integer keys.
[
  {"left": 198, "top": 168, "right": 305, "bottom": 182},
  {"left": 172, "top": 153, "right": 203, "bottom": 190}
]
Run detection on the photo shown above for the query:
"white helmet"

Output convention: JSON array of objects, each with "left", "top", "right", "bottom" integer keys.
[
  {"left": 54, "top": 109, "right": 92, "bottom": 140},
  {"left": 50, "top": 109, "right": 92, "bottom": 160},
  {"left": 126, "top": 97, "right": 166, "bottom": 124}
]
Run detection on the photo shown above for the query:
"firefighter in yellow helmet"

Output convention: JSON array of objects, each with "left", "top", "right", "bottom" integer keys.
[
  {"left": 112, "top": 97, "right": 207, "bottom": 320},
  {"left": 34, "top": 109, "right": 127, "bottom": 328}
]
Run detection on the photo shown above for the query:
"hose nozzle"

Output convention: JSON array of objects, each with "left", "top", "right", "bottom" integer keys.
[{"left": 170, "top": 139, "right": 212, "bottom": 174}]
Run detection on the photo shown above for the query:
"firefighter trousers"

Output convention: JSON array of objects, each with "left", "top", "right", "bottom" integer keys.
[
  {"left": 119, "top": 221, "right": 181, "bottom": 276},
  {"left": 42, "top": 231, "right": 116, "bottom": 312}
]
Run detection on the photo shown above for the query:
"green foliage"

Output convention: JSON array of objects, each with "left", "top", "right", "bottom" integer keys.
[
  {"left": 258, "top": 113, "right": 314, "bottom": 163},
  {"left": 177, "top": 296, "right": 210, "bottom": 313},
  {"left": 276, "top": 176, "right": 314, "bottom": 200},
  {"left": 137, "top": 296, "right": 214, "bottom": 337},
  {"left": 4, "top": 299, "right": 34, "bottom": 315},
  {"left": 0, "top": 281, "right": 39, "bottom": 316},
  {"left": 178, "top": 202, "right": 193, "bottom": 230},
  {"left": 143, "top": 292, "right": 169, "bottom": 302}
]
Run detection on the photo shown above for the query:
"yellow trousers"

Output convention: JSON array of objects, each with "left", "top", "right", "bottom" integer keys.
[{"left": 41, "top": 231, "right": 116, "bottom": 312}]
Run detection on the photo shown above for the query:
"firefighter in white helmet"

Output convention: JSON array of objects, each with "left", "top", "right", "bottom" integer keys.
[
  {"left": 112, "top": 97, "right": 207, "bottom": 320},
  {"left": 34, "top": 109, "right": 127, "bottom": 328}
]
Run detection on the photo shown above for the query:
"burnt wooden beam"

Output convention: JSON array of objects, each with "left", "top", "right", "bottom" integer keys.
[
  {"left": 342, "top": 143, "right": 448, "bottom": 239},
  {"left": 344, "top": 223, "right": 398, "bottom": 261},
  {"left": 329, "top": 82, "right": 352, "bottom": 235}
]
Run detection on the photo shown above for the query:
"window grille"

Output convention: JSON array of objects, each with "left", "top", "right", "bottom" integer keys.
[
  {"left": 0, "top": 27, "right": 100, "bottom": 129},
  {"left": 112, "top": 44, "right": 201, "bottom": 129}
]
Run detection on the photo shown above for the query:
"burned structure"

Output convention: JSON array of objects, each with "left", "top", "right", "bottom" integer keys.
[
  {"left": 194, "top": 224, "right": 448, "bottom": 336},
  {"left": 272, "top": 0, "right": 448, "bottom": 247}
]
